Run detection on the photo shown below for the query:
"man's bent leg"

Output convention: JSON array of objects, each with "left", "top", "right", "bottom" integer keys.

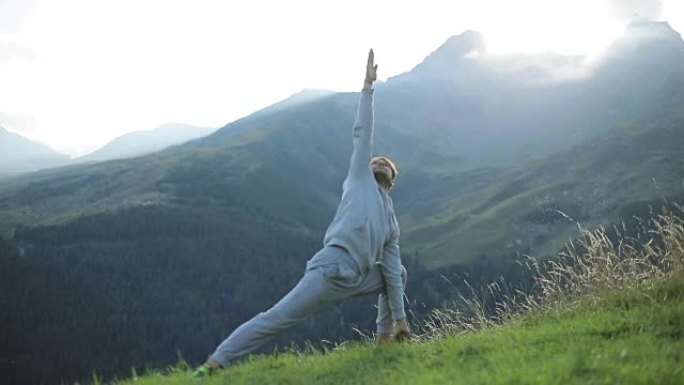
[
  {"left": 210, "top": 268, "right": 344, "bottom": 367},
  {"left": 351, "top": 264, "right": 407, "bottom": 336},
  {"left": 375, "top": 265, "right": 407, "bottom": 335}
]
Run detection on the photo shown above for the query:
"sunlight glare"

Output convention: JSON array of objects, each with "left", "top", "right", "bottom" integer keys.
[{"left": 476, "top": 0, "right": 624, "bottom": 58}]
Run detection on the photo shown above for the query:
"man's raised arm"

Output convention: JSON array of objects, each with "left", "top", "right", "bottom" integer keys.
[{"left": 347, "top": 49, "right": 377, "bottom": 182}]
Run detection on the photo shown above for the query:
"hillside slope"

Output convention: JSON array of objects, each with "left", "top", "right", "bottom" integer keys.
[
  {"left": 121, "top": 272, "right": 684, "bottom": 385},
  {"left": 401, "top": 101, "right": 684, "bottom": 267}
]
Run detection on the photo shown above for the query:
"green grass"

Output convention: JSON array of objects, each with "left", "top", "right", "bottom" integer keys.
[{"left": 116, "top": 273, "right": 684, "bottom": 385}]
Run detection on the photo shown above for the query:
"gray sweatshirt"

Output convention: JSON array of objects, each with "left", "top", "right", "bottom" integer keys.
[{"left": 322, "top": 87, "right": 405, "bottom": 321}]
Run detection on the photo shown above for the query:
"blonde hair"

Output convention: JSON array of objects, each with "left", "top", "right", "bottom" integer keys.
[{"left": 371, "top": 156, "right": 398, "bottom": 185}]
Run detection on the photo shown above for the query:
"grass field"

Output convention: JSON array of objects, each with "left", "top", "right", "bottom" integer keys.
[
  {"left": 113, "top": 210, "right": 684, "bottom": 385},
  {"left": 115, "top": 273, "right": 683, "bottom": 385}
]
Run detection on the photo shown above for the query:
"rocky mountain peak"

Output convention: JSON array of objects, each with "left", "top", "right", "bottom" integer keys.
[
  {"left": 387, "top": 30, "right": 487, "bottom": 85},
  {"left": 601, "top": 17, "right": 684, "bottom": 63}
]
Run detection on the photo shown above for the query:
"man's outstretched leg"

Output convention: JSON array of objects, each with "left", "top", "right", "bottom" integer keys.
[{"left": 194, "top": 265, "right": 346, "bottom": 376}]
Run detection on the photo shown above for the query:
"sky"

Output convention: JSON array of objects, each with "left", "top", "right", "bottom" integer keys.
[{"left": 1, "top": 0, "right": 683, "bottom": 157}]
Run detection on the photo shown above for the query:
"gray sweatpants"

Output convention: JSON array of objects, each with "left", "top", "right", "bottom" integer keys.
[{"left": 210, "top": 246, "right": 407, "bottom": 367}]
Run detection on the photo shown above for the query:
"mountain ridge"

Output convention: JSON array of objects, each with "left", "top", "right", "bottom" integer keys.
[
  {"left": 0, "top": 125, "right": 70, "bottom": 174},
  {"left": 75, "top": 122, "right": 217, "bottom": 163}
]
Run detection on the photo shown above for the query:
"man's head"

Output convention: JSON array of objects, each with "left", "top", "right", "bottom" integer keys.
[{"left": 370, "top": 156, "right": 398, "bottom": 189}]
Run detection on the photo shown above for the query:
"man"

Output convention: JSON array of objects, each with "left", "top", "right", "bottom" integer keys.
[{"left": 194, "top": 49, "right": 409, "bottom": 377}]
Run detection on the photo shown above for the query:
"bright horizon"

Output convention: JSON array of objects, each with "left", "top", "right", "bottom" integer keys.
[{"left": 1, "top": 0, "right": 683, "bottom": 157}]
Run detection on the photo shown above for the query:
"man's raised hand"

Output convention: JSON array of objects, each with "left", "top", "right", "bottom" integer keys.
[{"left": 364, "top": 49, "right": 378, "bottom": 88}]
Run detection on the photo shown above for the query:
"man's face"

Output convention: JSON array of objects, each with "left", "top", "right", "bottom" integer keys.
[{"left": 370, "top": 157, "right": 394, "bottom": 186}]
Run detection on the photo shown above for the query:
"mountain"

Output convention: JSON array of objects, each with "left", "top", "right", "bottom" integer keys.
[
  {"left": 1, "top": 17, "right": 683, "bottom": 385},
  {"left": 383, "top": 20, "right": 684, "bottom": 170},
  {"left": 76, "top": 123, "right": 217, "bottom": 163},
  {"left": 0, "top": 125, "right": 71, "bottom": 175},
  {"left": 400, "top": 100, "right": 684, "bottom": 267}
]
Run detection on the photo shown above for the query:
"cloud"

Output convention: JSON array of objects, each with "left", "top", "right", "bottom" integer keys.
[
  {"left": 608, "top": 0, "right": 662, "bottom": 20},
  {"left": 0, "top": 43, "right": 37, "bottom": 64},
  {"left": 0, "top": 0, "right": 40, "bottom": 34}
]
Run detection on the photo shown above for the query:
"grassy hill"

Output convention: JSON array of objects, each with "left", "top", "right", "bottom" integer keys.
[
  {"left": 119, "top": 274, "right": 684, "bottom": 385},
  {"left": 117, "top": 211, "right": 684, "bottom": 385}
]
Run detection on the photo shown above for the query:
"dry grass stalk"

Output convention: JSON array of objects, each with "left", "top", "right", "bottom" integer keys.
[{"left": 416, "top": 205, "right": 684, "bottom": 341}]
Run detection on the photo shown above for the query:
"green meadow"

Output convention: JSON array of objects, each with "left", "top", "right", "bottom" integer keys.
[{"left": 114, "top": 212, "right": 684, "bottom": 385}]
